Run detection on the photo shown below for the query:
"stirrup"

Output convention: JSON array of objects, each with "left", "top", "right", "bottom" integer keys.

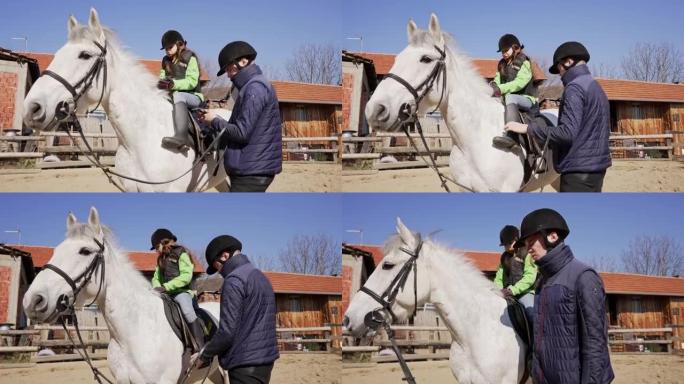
[{"left": 492, "top": 135, "right": 517, "bottom": 150}]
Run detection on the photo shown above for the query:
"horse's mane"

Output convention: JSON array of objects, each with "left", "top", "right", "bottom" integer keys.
[
  {"left": 66, "top": 222, "right": 153, "bottom": 290},
  {"left": 383, "top": 232, "right": 496, "bottom": 292},
  {"left": 68, "top": 24, "right": 168, "bottom": 99}
]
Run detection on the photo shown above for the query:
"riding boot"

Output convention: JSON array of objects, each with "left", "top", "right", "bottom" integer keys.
[
  {"left": 190, "top": 319, "right": 206, "bottom": 352},
  {"left": 492, "top": 103, "right": 522, "bottom": 150},
  {"left": 162, "top": 102, "right": 191, "bottom": 150}
]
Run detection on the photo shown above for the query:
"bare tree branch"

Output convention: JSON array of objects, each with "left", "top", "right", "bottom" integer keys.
[
  {"left": 250, "top": 253, "right": 278, "bottom": 272},
  {"left": 591, "top": 63, "right": 621, "bottom": 79},
  {"left": 285, "top": 43, "right": 341, "bottom": 85},
  {"left": 621, "top": 235, "right": 683, "bottom": 276},
  {"left": 586, "top": 254, "right": 620, "bottom": 272},
  {"left": 621, "top": 42, "right": 684, "bottom": 83},
  {"left": 278, "top": 234, "right": 341, "bottom": 275}
]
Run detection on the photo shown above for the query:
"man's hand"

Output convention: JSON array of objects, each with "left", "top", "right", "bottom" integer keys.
[
  {"left": 191, "top": 353, "right": 211, "bottom": 370},
  {"left": 153, "top": 286, "right": 167, "bottom": 294},
  {"left": 505, "top": 122, "right": 528, "bottom": 134},
  {"left": 202, "top": 109, "right": 220, "bottom": 123},
  {"left": 501, "top": 287, "right": 514, "bottom": 297}
]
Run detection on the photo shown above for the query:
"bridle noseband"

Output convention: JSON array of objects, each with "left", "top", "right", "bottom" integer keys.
[
  {"left": 43, "top": 237, "right": 106, "bottom": 316},
  {"left": 42, "top": 40, "right": 108, "bottom": 123}
]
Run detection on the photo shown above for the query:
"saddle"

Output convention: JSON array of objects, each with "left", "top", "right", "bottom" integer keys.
[
  {"left": 504, "top": 295, "right": 533, "bottom": 378},
  {"left": 161, "top": 294, "right": 218, "bottom": 353}
]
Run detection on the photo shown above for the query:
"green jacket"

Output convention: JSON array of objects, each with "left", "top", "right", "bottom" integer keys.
[
  {"left": 151, "top": 251, "right": 194, "bottom": 295},
  {"left": 494, "top": 253, "right": 538, "bottom": 296},
  {"left": 493, "top": 60, "right": 537, "bottom": 104},
  {"left": 159, "top": 55, "right": 204, "bottom": 101}
]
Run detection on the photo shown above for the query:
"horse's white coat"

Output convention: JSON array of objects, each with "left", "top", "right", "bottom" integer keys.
[
  {"left": 365, "top": 14, "right": 559, "bottom": 192},
  {"left": 344, "top": 218, "right": 525, "bottom": 384}
]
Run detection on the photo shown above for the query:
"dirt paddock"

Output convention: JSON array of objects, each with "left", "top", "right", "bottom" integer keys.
[
  {"left": 0, "top": 163, "right": 340, "bottom": 192},
  {"left": 342, "top": 160, "right": 684, "bottom": 192},
  {"left": 0, "top": 353, "right": 341, "bottom": 384},
  {"left": 341, "top": 353, "right": 684, "bottom": 383}
]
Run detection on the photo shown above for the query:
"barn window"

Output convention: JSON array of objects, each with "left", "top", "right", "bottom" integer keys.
[
  {"left": 633, "top": 104, "right": 642, "bottom": 119},
  {"left": 673, "top": 114, "right": 680, "bottom": 122},
  {"left": 673, "top": 308, "right": 681, "bottom": 316},
  {"left": 289, "top": 295, "right": 302, "bottom": 312}
]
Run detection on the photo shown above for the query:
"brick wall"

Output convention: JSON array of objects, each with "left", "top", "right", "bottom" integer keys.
[
  {"left": 0, "top": 72, "right": 18, "bottom": 130},
  {"left": 342, "top": 72, "right": 353, "bottom": 131},
  {"left": 341, "top": 265, "right": 353, "bottom": 314},
  {"left": 0, "top": 266, "right": 13, "bottom": 323}
]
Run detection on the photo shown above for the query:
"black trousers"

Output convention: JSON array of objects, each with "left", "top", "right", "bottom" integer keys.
[
  {"left": 560, "top": 171, "right": 606, "bottom": 192},
  {"left": 229, "top": 175, "right": 275, "bottom": 192},
  {"left": 228, "top": 363, "right": 274, "bottom": 384}
]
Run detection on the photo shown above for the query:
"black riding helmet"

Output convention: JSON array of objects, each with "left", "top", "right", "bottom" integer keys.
[
  {"left": 161, "top": 30, "right": 185, "bottom": 50},
  {"left": 150, "top": 228, "right": 176, "bottom": 250},
  {"left": 549, "top": 41, "right": 590, "bottom": 74},
  {"left": 498, "top": 34, "right": 523, "bottom": 53},
  {"left": 216, "top": 41, "right": 257, "bottom": 76},
  {"left": 205, "top": 235, "right": 243, "bottom": 274},
  {"left": 515, "top": 208, "right": 570, "bottom": 248},
  {"left": 499, "top": 225, "right": 520, "bottom": 246}
]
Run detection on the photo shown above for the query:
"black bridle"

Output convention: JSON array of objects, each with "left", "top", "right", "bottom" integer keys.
[
  {"left": 358, "top": 236, "right": 423, "bottom": 384},
  {"left": 382, "top": 46, "right": 476, "bottom": 193},
  {"left": 42, "top": 237, "right": 112, "bottom": 384}
]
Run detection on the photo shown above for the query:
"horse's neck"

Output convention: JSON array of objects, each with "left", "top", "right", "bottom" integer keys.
[
  {"left": 97, "top": 250, "right": 164, "bottom": 343},
  {"left": 441, "top": 53, "right": 504, "bottom": 150},
  {"left": 101, "top": 49, "right": 171, "bottom": 154},
  {"left": 425, "top": 244, "right": 503, "bottom": 345}
]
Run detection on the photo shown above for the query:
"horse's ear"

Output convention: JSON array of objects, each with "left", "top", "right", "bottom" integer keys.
[
  {"left": 396, "top": 217, "right": 417, "bottom": 247},
  {"left": 406, "top": 19, "right": 418, "bottom": 44},
  {"left": 66, "top": 212, "right": 78, "bottom": 230},
  {"left": 88, "top": 207, "right": 101, "bottom": 232},
  {"left": 67, "top": 15, "right": 78, "bottom": 36},
  {"left": 88, "top": 8, "right": 104, "bottom": 39},
  {"left": 428, "top": 13, "right": 444, "bottom": 45}
]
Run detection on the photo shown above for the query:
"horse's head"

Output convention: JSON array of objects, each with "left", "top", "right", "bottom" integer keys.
[
  {"left": 365, "top": 13, "right": 449, "bottom": 132},
  {"left": 343, "top": 218, "right": 431, "bottom": 338},
  {"left": 23, "top": 207, "right": 109, "bottom": 324},
  {"left": 23, "top": 8, "right": 109, "bottom": 130}
]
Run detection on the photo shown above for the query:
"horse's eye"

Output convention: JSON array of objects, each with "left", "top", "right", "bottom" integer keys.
[
  {"left": 382, "top": 262, "right": 395, "bottom": 270},
  {"left": 79, "top": 247, "right": 92, "bottom": 256},
  {"left": 420, "top": 55, "right": 433, "bottom": 64},
  {"left": 78, "top": 52, "right": 92, "bottom": 60}
]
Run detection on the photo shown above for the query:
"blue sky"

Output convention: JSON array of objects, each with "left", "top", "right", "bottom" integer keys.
[
  {"left": 341, "top": 0, "right": 684, "bottom": 70},
  {"left": 0, "top": 0, "right": 342, "bottom": 76},
  {"left": 0, "top": 194, "right": 343, "bottom": 269},
  {"left": 342, "top": 194, "right": 684, "bottom": 269}
]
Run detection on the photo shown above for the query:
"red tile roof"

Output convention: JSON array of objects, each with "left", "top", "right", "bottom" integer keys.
[
  {"left": 21, "top": 52, "right": 209, "bottom": 82},
  {"left": 264, "top": 272, "right": 342, "bottom": 295},
  {"left": 346, "top": 244, "right": 684, "bottom": 297},
  {"left": 271, "top": 80, "right": 342, "bottom": 105},
  {"left": 353, "top": 52, "right": 546, "bottom": 81},
  {"left": 596, "top": 78, "right": 684, "bottom": 103},
  {"left": 599, "top": 272, "right": 684, "bottom": 296},
  {"left": 12, "top": 244, "right": 203, "bottom": 273}
]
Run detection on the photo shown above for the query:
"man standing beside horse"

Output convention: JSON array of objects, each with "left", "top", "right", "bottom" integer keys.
[
  {"left": 194, "top": 235, "right": 279, "bottom": 384},
  {"left": 201, "top": 41, "right": 282, "bottom": 193},
  {"left": 505, "top": 42, "right": 612, "bottom": 192}
]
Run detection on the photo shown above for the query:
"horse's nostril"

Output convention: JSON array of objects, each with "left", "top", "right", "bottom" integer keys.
[
  {"left": 343, "top": 316, "right": 350, "bottom": 328},
  {"left": 371, "top": 104, "right": 390, "bottom": 123},
  {"left": 27, "top": 102, "right": 46, "bottom": 123},
  {"left": 32, "top": 294, "right": 48, "bottom": 313}
]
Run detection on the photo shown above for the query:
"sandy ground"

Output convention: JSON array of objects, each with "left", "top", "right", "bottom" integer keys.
[
  {"left": 342, "top": 161, "right": 684, "bottom": 192},
  {"left": 0, "top": 353, "right": 341, "bottom": 384},
  {"left": 341, "top": 354, "right": 684, "bottom": 384},
  {"left": 0, "top": 163, "right": 340, "bottom": 192}
]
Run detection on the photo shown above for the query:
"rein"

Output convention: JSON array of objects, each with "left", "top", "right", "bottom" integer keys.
[
  {"left": 383, "top": 45, "right": 478, "bottom": 193},
  {"left": 43, "top": 238, "right": 113, "bottom": 384},
  {"left": 358, "top": 236, "right": 423, "bottom": 384},
  {"left": 39, "top": 38, "right": 226, "bottom": 192}
]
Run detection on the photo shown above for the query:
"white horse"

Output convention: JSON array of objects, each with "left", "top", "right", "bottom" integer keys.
[
  {"left": 344, "top": 218, "right": 526, "bottom": 384},
  {"left": 365, "top": 13, "right": 559, "bottom": 192},
  {"left": 23, "top": 207, "right": 222, "bottom": 383},
  {"left": 23, "top": 8, "right": 231, "bottom": 192}
]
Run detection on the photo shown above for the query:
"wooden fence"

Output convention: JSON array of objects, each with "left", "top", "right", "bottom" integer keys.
[
  {"left": 342, "top": 325, "right": 679, "bottom": 364},
  {"left": 341, "top": 132, "right": 684, "bottom": 171}
]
